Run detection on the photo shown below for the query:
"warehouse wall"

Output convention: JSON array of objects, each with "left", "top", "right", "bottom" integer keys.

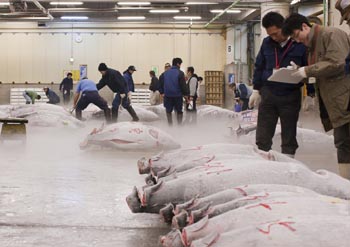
[{"left": 0, "top": 23, "right": 226, "bottom": 86}]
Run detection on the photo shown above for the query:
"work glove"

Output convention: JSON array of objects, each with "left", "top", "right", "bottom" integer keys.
[
  {"left": 120, "top": 93, "right": 126, "bottom": 99},
  {"left": 248, "top": 90, "right": 261, "bottom": 109},
  {"left": 291, "top": 67, "right": 307, "bottom": 78},
  {"left": 287, "top": 61, "right": 298, "bottom": 70}
]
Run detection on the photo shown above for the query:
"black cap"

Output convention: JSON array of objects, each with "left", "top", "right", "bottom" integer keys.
[
  {"left": 128, "top": 65, "right": 136, "bottom": 71},
  {"left": 98, "top": 63, "right": 108, "bottom": 71}
]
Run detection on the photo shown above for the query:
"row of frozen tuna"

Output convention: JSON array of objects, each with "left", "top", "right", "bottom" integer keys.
[
  {"left": 126, "top": 143, "right": 350, "bottom": 247},
  {"left": 0, "top": 104, "right": 238, "bottom": 128}
]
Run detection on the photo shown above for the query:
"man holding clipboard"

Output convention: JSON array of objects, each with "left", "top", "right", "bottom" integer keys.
[
  {"left": 249, "top": 12, "right": 314, "bottom": 158},
  {"left": 283, "top": 13, "right": 350, "bottom": 179}
]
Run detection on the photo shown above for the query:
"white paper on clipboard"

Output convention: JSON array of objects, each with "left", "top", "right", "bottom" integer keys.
[{"left": 268, "top": 68, "right": 304, "bottom": 84}]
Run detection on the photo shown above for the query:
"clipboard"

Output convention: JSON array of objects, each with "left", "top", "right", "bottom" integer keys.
[{"left": 268, "top": 68, "right": 304, "bottom": 84}]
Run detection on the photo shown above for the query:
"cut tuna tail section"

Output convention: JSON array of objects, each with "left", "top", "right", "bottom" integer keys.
[
  {"left": 125, "top": 186, "right": 142, "bottom": 213},
  {"left": 137, "top": 157, "right": 151, "bottom": 174},
  {"left": 172, "top": 210, "right": 189, "bottom": 229},
  {"left": 160, "top": 203, "right": 175, "bottom": 223}
]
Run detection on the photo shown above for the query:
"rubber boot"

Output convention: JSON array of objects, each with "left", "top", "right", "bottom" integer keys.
[
  {"left": 75, "top": 109, "right": 82, "bottom": 120},
  {"left": 126, "top": 106, "right": 139, "bottom": 122},
  {"left": 284, "top": 154, "right": 295, "bottom": 159},
  {"left": 338, "top": 163, "right": 350, "bottom": 180},
  {"left": 166, "top": 112, "right": 173, "bottom": 126},
  {"left": 176, "top": 112, "right": 183, "bottom": 126},
  {"left": 104, "top": 108, "right": 111, "bottom": 123},
  {"left": 111, "top": 107, "right": 118, "bottom": 122}
]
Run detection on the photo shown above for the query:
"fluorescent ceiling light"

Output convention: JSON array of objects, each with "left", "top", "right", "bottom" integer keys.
[
  {"left": 210, "top": 9, "right": 242, "bottom": 14},
  {"left": 117, "top": 2, "right": 151, "bottom": 6},
  {"left": 0, "top": 2, "right": 10, "bottom": 6},
  {"left": 61, "top": 16, "right": 89, "bottom": 20},
  {"left": 50, "top": 2, "right": 83, "bottom": 5},
  {"left": 174, "top": 16, "right": 201, "bottom": 20},
  {"left": 118, "top": 16, "right": 146, "bottom": 20},
  {"left": 290, "top": 0, "right": 301, "bottom": 5},
  {"left": 185, "top": 2, "right": 217, "bottom": 5},
  {"left": 149, "top": 9, "right": 180, "bottom": 13}
]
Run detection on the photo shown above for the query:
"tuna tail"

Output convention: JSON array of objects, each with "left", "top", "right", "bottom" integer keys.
[
  {"left": 191, "top": 232, "right": 220, "bottom": 247},
  {"left": 125, "top": 186, "right": 143, "bottom": 213},
  {"left": 189, "top": 203, "right": 211, "bottom": 224},
  {"left": 172, "top": 210, "right": 189, "bottom": 229},
  {"left": 174, "top": 198, "right": 196, "bottom": 215},
  {"left": 182, "top": 216, "right": 210, "bottom": 247},
  {"left": 138, "top": 157, "right": 151, "bottom": 174},
  {"left": 159, "top": 203, "right": 175, "bottom": 223}
]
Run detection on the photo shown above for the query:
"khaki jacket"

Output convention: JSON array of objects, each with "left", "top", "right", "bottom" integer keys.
[{"left": 305, "top": 25, "right": 350, "bottom": 131}]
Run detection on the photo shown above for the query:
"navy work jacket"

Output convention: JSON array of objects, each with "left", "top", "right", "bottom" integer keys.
[{"left": 253, "top": 36, "right": 307, "bottom": 96}]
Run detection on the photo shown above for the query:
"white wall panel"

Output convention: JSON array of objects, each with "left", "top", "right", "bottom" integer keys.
[{"left": 0, "top": 29, "right": 225, "bottom": 84}]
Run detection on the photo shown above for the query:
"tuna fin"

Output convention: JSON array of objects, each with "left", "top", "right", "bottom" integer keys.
[
  {"left": 182, "top": 216, "right": 210, "bottom": 247},
  {"left": 189, "top": 203, "right": 211, "bottom": 224},
  {"left": 143, "top": 180, "right": 163, "bottom": 206},
  {"left": 160, "top": 229, "right": 184, "bottom": 247},
  {"left": 185, "top": 215, "right": 209, "bottom": 233},
  {"left": 150, "top": 180, "right": 163, "bottom": 194},
  {"left": 157, "top": 166, "right": 172, "bottom": 178},
  {"left": 174, "top": 198, "right": 196, "bottom": 215},
  {"left": 159, "top": 203, "right": 175, "bottom": 223},
  {"left": 195, "top": 232, "right": 220, "bottom": 247},
  {"left": 172, "top": 210, "right": 188, "bottom": 229}
]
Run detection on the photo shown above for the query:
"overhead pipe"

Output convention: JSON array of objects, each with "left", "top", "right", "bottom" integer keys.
[
  {"left": 32, "top": 0, "right": 53, "bottom": 20},
  {"left": 204, "top": 0, "right": 241, "bottom": 28}
]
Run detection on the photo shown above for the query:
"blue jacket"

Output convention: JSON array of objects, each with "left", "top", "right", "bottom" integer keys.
[
  {"left": 253, "top": 37, "right": 307, "bottom": 96},
  {"left": 159, "top": 66, "right": 188, "bottom": 97},
  {"left": 97, "top": 68, "right": 127, "bottom": 94},
  {"left": 123, "top": 71, "right": 135, "bottom": 92}
]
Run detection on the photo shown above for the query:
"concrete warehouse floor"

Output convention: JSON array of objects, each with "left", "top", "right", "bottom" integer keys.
[{"left": 0, "top": 108, "right": 338, "bottom": 247}]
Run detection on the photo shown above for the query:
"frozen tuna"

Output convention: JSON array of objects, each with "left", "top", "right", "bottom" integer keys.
[
  {"left": 166, "top": 196, "right": 350, "bottom": 246},
  {"left": 80, "top": 122, "right": 180, "bottom": 151},
  {"left": 128, "top": 159, "right": 350, "bottom": 215},
  {"left": 191, "top": 216, "right": 350, "bottom": 247},
  {"left": 0, "top": 104, "right": 83, "bottom": 128}
]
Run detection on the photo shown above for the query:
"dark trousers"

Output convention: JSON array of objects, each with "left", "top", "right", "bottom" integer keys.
[
  {"left": 112, "top": 93, "right": 131, "bottom": 109},
  {"left": 164, "top": 96, "right": 183, "bottom": 113},
  {"left": 256, "top": 87, "right": 301, "bottom": 155},
  {"left": 241, "top": 98, "right": 249, "bottom": 111},
  {"left": 111, "top": 93, "right": 139, "bottom": 122},
  {"left": 62, "top": 89, "right": 71, "bottom": 105},
  {"left": 76, "top": 91, "right": 110, "bottom": 122},
  {"left": 334, "top": 122, "right": 350, "bottom": 163}
]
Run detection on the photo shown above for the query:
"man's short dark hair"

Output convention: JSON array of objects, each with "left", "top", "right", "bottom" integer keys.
[
  {"left": 149, "top": 70, "right": 155, "bottom": 76},
  {"left": 67, "top": 72, "right": 72, "bottom": 77},
  {"left": 187, "top": 66, "right": 194, "bottom": 74},
  {"left": 172, "top": 57, "right": 182, "bottom": 66},
  {"left": 262, "top": 12, "right": 285, "bottom": 29},
  {"left": 282, "top": 13, "right": 312, "bottom": 36}
]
